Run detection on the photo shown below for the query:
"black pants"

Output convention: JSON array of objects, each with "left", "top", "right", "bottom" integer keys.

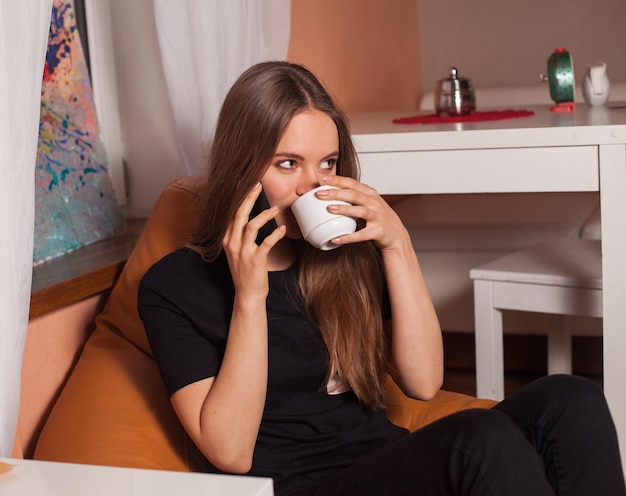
[{"left": 298, "top": 375, "right": 626, "bottom": 495}]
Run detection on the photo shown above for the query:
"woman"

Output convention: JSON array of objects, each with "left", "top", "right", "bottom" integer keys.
[{"left": 138, "top": 61, "right": 625, "bottom": 495}]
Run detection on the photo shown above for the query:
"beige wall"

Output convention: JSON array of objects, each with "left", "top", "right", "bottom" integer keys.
[
  {"left": 418, "top": 0, "right": 626, "bottom": 93},
  {"left": 107, "top": 0, "right": 626, "bottom": 215},
  {"left": 289, "top": 1, "right": 626, "bottom": 109},
  {"left": 288, "top": 0, "right": 422, "bottom": 112}
]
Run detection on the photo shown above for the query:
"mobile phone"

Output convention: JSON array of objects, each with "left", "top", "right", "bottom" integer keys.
[{"left": 250, "top": 189, "right": 278, "bottom": 245}]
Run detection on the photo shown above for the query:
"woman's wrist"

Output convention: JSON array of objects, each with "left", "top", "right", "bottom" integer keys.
[
  {"left": 233, "top": 291, "right": 268, "bottom": 315},
  {"left": 380, "top": 227, "right": 415, "bottom": 260}
]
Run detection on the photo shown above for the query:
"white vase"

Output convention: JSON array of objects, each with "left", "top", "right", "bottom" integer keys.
[{"left": 582, "top": 62, "right": 611, "bottom": 107}]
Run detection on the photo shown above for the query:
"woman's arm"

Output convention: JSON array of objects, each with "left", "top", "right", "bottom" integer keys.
[
  {"left": 380, "top": 234, "right": 443, "bottom": 400},
  {"left": 319, "top": 176, "right": 443, "bottom": 400},
  {"left": 171, "top": 183, "right": 285, "bottom": 473},
  {"left": 171, "top": 293, "right": 268, "bottom": 473}
]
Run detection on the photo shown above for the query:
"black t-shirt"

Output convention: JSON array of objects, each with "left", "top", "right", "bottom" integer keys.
[{"left": 138, "top": 247, "right": 408, "bottom": 495}]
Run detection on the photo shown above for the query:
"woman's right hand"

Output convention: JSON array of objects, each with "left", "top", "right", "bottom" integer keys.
[{"left": 222, "top": 182, "right": 285, "bottom": 299}]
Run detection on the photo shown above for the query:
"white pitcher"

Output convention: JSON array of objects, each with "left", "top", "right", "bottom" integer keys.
[{"left": 582, "top": 62, "right": 611, "bottom": 107}]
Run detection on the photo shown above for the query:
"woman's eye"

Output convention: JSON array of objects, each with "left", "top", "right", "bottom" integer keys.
[
  {"left": 277, "top": 159, "right": 295, "bottom": 169},
  {"left": 321, "top": 158, "right": 337, "bottom": 170}
]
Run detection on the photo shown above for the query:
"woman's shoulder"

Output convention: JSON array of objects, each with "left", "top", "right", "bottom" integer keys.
[
  {"left": 140, "top": 247, "right": 231, "bottom": 297},
  {"left": 143, "top": 247, "right": 200, "bottom": 280}
]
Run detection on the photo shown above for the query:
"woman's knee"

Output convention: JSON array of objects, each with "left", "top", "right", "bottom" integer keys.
[
  {"left": 444, "top": 409, "right": 534, "bottom": 454},
  {"left": 494, "top": 374, "right": 615, "bottom": 452},
  {"left": 523, "top": 374, "right": 606, "bottom": 413},
  {"left": 533, "top": 374, "right": 601, "bottom": 396},
  {"left": 436, "top": 409, "right": 549, "bottom": 491}
]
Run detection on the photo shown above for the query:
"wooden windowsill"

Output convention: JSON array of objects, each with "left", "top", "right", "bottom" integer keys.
[{"left": 29, "top": 219, "right": 146, "bottom": 319}]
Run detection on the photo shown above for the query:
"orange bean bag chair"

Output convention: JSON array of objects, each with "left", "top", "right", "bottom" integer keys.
[{"left": 34, "top": 175, "right": 496, "bottom": 471}]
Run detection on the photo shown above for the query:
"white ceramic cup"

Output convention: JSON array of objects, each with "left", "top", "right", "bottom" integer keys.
[{"left": 291, "top": 185, "right": 357, "bottom": 251}]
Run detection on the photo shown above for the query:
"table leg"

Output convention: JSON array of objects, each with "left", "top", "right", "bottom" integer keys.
[
  {"left": 547, "top": 317, "right": 572, "bottom": 375},
  {"left": 473, "top": 279, "right": 505, "bottom": 400},
  {"left": 599, "top": 144, "right": 626, "bottom": 476}
]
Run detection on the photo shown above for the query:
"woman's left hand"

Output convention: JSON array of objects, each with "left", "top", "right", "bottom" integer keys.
[{"left": 318, "top": 175, "right": 407, "bottom": 251}]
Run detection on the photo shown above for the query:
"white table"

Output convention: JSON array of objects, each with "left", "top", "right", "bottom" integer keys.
[
  {"left": 0, "top": 458, "right": 274, "bottom": 496},
  {"left": 349, "top": 105, "right": 626, "bottom": 467}
]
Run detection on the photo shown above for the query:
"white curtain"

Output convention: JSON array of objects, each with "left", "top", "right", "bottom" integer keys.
[
  {"left": 0, "top": 0, "right": 52, "bottom": 456},
  {"left": 153, "top": 0, "right": 291, "bottom": 174}
]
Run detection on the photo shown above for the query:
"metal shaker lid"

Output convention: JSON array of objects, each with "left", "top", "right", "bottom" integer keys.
[{"left": 437, "top": 67, "right": 473, "bottom": 92}]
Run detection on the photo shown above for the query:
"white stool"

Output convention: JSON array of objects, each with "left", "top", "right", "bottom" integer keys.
[{"left": 469, "top": 237, "right": 602, "bottom": 400}]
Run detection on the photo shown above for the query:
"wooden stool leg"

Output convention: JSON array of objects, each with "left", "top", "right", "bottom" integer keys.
[
  {"left": 474, "top": 280, "right": 505, "bottom": 400},
  {"left": 547, "top": 315, "right": 573, "bottom": 375}
]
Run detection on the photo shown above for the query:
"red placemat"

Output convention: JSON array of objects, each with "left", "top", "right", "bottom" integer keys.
[{"left": 393, "top": 109, "right": 535, "bottom": 125}]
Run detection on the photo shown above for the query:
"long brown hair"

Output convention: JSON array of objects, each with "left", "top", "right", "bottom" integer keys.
[{"left": 189, "top": 61, "right": 388, "bottom": 408}]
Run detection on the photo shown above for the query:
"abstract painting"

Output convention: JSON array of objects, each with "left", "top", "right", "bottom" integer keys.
[{"left": 34, "top": 0, "right": 124, "bottom": 265}]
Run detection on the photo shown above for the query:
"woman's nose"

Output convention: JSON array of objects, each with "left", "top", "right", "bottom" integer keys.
[{"left": 295, "top": 169, "right": 321, "bottom": 196}]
